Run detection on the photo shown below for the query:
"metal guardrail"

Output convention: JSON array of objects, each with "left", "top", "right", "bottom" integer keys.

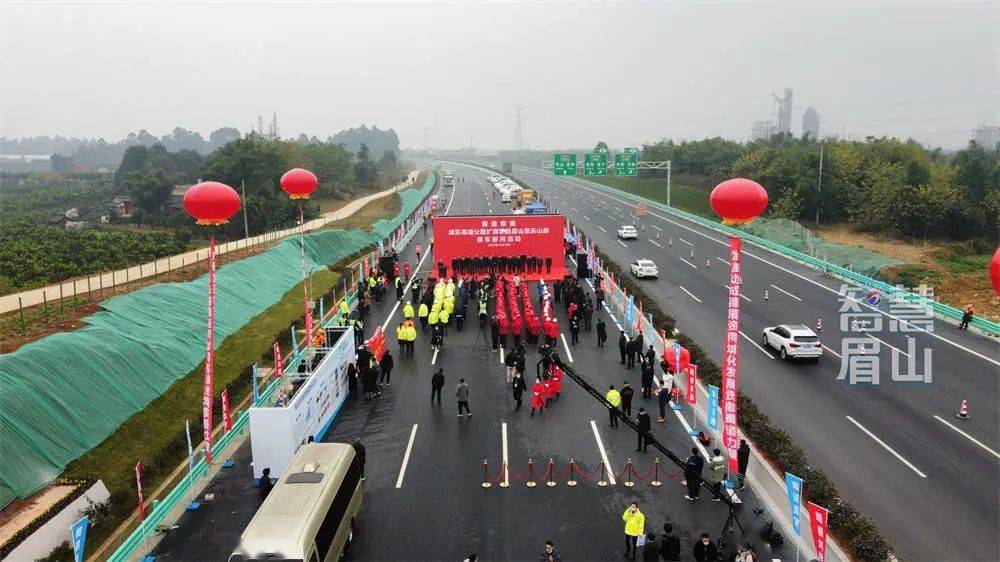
[{"left": 552, "top": 172, "right": 1000, "bottom": 335}]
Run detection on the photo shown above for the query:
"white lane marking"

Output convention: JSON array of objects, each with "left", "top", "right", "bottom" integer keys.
[
  {"left": 499, "top": 345, "right": 505, "bottom": 364},
  {"left": 769, "top": 283, "right": 802, "bottom": 302},
  {"left": 740, "top": 330, "right": 775, "bottom": 359},
  {"left": 560, "top": 333, "right": 575, "bottom": 362},
  {"left": 540, "top": 176, "right": 1000, "bottom": 367},
  {"left": 724, "top": 285, "right": 753, "bottom": 303},
  {"left": 431, "top": 348, "right": 439, "bottom": 365},
  {"left": 679, "top": 257, "right": 698, "bottom": 269},
  {"left": 933, "top": 415, "right": 1000, "bottom": 460},
  {"left": 584, "top": 215, "right": 591, "bottom": 221},
  {"left": 867, "top": 333, "right": 910, "bottom": 357},
  {"left": 678, "top": 238, "right": 694, "bottom": 246},
  {"left": 598, "top": 226, "right": 608, "bottom": 232},
  {"left": 395, "top": 424, "right": 419, "bottom": 488},
  {"left": 650, "top": 224, "right": 663, "bottom": 231},
  {"left": 381, "top": 245, "right": 433, "bottom": 331},
  {"left": 716, "top": 256, "right": 730, "bottom": 266},
  {"left": 680, "top": 286, "right": 702, "bottom": 303},
  {"left": 649, "top": 239, "right": 663, "bottom": 248},
  {"left": 821, "top": 344, "right": 842, "bottom": 358},
  {"left": 618, "top": 240, "right": 628, "bottom": 247},
  {"left": 846, "top": 416, "right": 928, "bottom": 478},
  {"left": 502, "top": 422, "right": 511, "bottom": 486},
  {"left": 571, "top": 207, "right": 578, "bottom": 212},
  {"left": 590, "top": 420, "right": 617, "bottom": 485}
]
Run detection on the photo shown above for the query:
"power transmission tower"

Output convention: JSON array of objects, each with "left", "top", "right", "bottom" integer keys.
[{"left": 514, "top": 106, "right": 525, "bottom": 150}]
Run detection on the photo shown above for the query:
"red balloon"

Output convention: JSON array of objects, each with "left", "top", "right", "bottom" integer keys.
[
  {"left": 990, "top": 247, "right": 1000, "bottom": 297},
  {"left": 663, "top": 345, "right": 691, "bottom": 374},
  {"left": 183, "top": 181, "right": 241, "bottom": 226},
  {"left": 280, "top": 168, "right": 319, "bottom": 200},
  {"left": 710, "top": 178, "right": 769, "bottom": 225}
]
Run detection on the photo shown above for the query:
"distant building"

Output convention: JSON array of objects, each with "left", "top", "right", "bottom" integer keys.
[
  {"left": 773, "top": 88, "right": 793, "bottom": 135},
  {"left": 167, "top": 185, "right": 192, "bottom": 213},
  {"left": 105, "top": 195, "right": 135, "bottom": 218},
  {"left": 802, "top": 107, "right": 821, "bottom": 140},
  {"left": 972, "top": 126, "right": 999, "bottom": 150},
  {"left": 65, "top": 208, "right": 80, "bottom": 219},
  {"left": 751, "top": 121, "right": 777, "bottom": 141}
]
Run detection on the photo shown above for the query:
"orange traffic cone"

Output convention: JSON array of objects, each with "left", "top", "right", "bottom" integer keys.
[
  {"left": 690, "top": 248, "right": 695, "bottom": 259},
  {"left": 706, "top": 259, "right": 711, "bottom": 268},
  {"left": 956, "top": 397, "right": 970, "bottom": 419},
  {"left": 816, "top": 317, "right": 823, "bottom": 332},
  {"left": 656, "top": 232, "right": 661, "bottom": 241}
]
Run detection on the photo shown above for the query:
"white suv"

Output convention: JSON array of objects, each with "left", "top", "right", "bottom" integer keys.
[
  {"left": 617, "top": 225, "right": 638, "bottom": 239},
  {"left": 629, "top": 259, "right": 659, "bottom": 279},
  {"left": 762, "top": 324, "right": 823, "bottom": 361}
]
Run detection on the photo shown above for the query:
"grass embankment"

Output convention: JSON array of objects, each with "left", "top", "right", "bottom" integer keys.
[
  {"left": 45, "top": 195, "right": 401, "bottom": 559},
  {"left": 584, "top": 176, "right": 714, "bottom": 218}
]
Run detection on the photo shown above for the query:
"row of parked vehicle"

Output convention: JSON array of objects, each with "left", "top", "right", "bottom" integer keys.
[{"left": 487, "top": 174, "right": 522, "bottom": 202}]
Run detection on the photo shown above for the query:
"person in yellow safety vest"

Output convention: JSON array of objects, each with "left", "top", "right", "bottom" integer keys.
[
  {"left": 428, "top": 307, "right": 440, "bottom": 329},
  {"left": 339, "top": 299, "right": 350, "bottom": 317},
  {"left": 621, "top": 502, "right": 646, "bottom": 559},
  {"left": 396, "top": 322, "right": 407, "bottom": 354},
  {"left": 368, "top": 275, "right": 377, "bottom": 291},
  {"left": 605, "top": 385, "right": 622, "bottom": 428},
  {"left": 403, "top": 301, "right": 414, "bottom": 320},
  {"left": 439, "top": 306, "right": 450, "bottom": 334},
  {"left": 443, "top": 296, "right": 454, "bottom": 316},
  {"left": 404, "top": 320, "right": 417, "bottom": 356},
  {"left": 418, "top": 302, "right": 429, "bottom": 331}
]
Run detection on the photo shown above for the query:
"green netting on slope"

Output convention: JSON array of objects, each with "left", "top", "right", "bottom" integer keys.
[
  {"left": 736, "top": 217, "right": 901, "bottom": 276},
  {"left": 0, "top": 174, "right": 435, "bottom": 508}
]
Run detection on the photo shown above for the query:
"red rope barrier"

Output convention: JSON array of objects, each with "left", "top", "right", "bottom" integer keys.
[
  {"left": 575, "top": 462, "right": 602, "bottom": 479},
  {"left": 633, "top": 462, "right": 657, "bottom": 481},
  {"left": 614, "top": 463, "right": 633, "bottom": 480},
  {"left": 664, "top": 466, "right": 684, "bottom": 478},
  {"left": 510, "top": 464, "right": 532, "bottom": 482}
]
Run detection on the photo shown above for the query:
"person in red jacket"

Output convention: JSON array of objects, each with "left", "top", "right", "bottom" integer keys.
[
  {"left": 530, "top": 376, "right": 546, "bottom": 416},
  {"left": 550, "top": 365, "right": 563, "bottom": 400},
  {"left": 511, "top": 315, "right": 523, "bottom": 347},
  {"left": 542, "top": 372, "right": 555, "bottom": 403},
  {"left": 393, "top": 261, "right": 400, "bottom": 279},
  {"left": 544, "top": 317, "right": 559, "bottom": 346},
  {"left": 403, "top": 260, "right": 411, "bottom": 279}
]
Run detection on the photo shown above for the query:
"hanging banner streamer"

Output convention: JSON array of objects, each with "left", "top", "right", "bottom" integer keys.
[
  {"left": 135, "top": 461, "right": 145, "bottom": 520},
  {"left": 785, "top": 472, "right": 803, "bottom": 535},
  {"left": 707, "top": 385, "right": 720, "bottom": 430},
  {"left": 221, "top": 389, "right": 232, "bottom": 432},
  {"left": 71, "top": 517, "right": 88, "bottom": 562},
  {"left": 273, "top": 342, "right": 284, "bottom": 379},
  {"left": 252, "top": 363, "right": 260, "bottom": 403},
  {"left": 202, "top": 237, "right": 217, "bottom": 465},
  {"left": 185, "top": 419, "right": 195, "bottom": 472},
  {"left": 721, "top": 236, "right": 743, "bottom": 472},
  {"left": 808, "top": 501, "right": 829, "bottom": 561}
]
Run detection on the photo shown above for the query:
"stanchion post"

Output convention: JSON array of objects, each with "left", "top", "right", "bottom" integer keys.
[
  {"left": 526, "top": 459, "right": 537, "bottom": 488},
  {"left": 597, "top": 461, "right": 608, "bottom": 488},
  {"left": 624, "top": 458, "right": 635, "bottom": 488},
  {"left": 481, "top": 459, "right": 492, "bottom": 489},
  {"left": 546, "top": 458, "right": 557, "bottom": 487},
  {"left": 566, "top": 459, "right": 578, "bottom": 487},
  {"left": 651, "top": 458, "right": 662, "bottom": 487},
  {"left": 499, "top": 462, "right": 510, "bottom": 488}
]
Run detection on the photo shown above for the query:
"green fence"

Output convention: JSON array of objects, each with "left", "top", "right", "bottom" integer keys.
[
  {"left": 549, "top": 170, "right": 1000, "bottom": 335},
  {"left": 0, "top": 173, "right": 436, "bottom": 510}
]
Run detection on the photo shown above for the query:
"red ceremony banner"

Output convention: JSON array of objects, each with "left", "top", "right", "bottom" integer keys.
[
  {"left": 222, "top": 389, "right": 232, "bottom": 432},
  {"left": 202, "top": 237, "right": 217, "bottom": 465},
  {"left": 432, "top": 214, "right": 566, "bottom": 278},
  {"left": 273, "top": 341, "right": 284, "bottom": 378},
  {"left": 367, "top": 327, "right": 388, "bottom": 362},
  {"left": 808, "top": 502, "right": 829, "bottom": 561},
  {"left": 722, "top": 236, "right": 743, "bottom": 472},
  {"left": 636, "top": 203, "right": 648, "bottom": 216},
  {"left": 135, "top": 460, "right": 145, "bottom": 520},
  {"left": 686, "top": 364, "right": 698, "bottom": 404}
]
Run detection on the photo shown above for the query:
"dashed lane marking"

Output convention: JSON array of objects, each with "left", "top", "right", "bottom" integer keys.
[
  {"left": 680, "top": 286, "right": 702, "bottom": 303},
  {"left": 740, "top": 330, "right": 775, "bottom": 359},
  {"left": 395, "top": 424, "right": 418, "bottom": 488},
  {"left": 846, "top": 416, "right": 928, "bottom": 478}
]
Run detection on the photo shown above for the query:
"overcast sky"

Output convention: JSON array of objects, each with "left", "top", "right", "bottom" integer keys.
[{"left": 1, "top": 0, "right": 997, "bottom": 150}]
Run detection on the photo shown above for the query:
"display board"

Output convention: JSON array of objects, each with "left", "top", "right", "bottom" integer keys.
[{"left": 432, "top": 214, "right": 568, "bottom": 280}]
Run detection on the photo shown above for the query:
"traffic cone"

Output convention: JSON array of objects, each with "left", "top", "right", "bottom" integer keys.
[
  {"left": 706, "top": 259, "right": 711, "bottom": 268},
  {"left": 816, "top": 317, "right": 822, "bottom": 332},
  {"left": 668, "top": 238, "right": 673, "bottom": 246},
  {"left": 690, "top": 248, "right": 695, "bottom": 258},
  {"left": 641, "top": 223, "right": 645, "bottom": 231},
  {"left": 956, "top": 397, "right": 970, "bottom": 419},
  {"left": 656, "top": 232, "right": 661, "bottom": 241},
  {"left": 764, "top": 289, "right": 769, "bottom": 301}
]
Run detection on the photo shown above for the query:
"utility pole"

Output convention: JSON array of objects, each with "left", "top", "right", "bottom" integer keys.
[
  {"left": 816, "top": 145, "right": 824, "bottom": 226},
  {"left": 240, "top": 179, "right": 250, "bottom": 239},
  {"left": 514, "top": 106, "right": 525, "bottom": 150},
  {"left": 666, "top": 161, "right": 672, "bottom": 207}
]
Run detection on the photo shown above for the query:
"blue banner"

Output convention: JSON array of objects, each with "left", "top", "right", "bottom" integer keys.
[
  {"left": 785, "top": 472, "right": 803, "bottom": 535},
  {"left": 707, "top": 385, "right": 720, "bottom": 430},
  {"left": 290, "top": 326, "right": 299, "bottom": 355},
  {"left": 252, "top": 363, "right": 260, "bottom": 403},
  {"left": 624, "top": 295, "right": 634, "bottom": 327},
  {"left": 71, "top": 517, "right": 88, "bottom": 562}
]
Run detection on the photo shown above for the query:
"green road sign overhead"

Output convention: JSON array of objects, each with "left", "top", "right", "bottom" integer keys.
[
  {"left": 623, "top": 147, "right": 639, "bottom": 155},
  {"left": 615, "top": 149, "right": 638, "bottom": 176},
  {"left": 553, "top": 153, "right": 577, "bottom": 176},
  {"left": 584, "top": 152, "right": 607, "bottom": 176}
]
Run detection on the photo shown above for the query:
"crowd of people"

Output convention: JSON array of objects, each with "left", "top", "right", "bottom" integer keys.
[
  {"left": 620, "top": 501, "right": 761, "bottom": 561},
  {"left": 441, "top": 254, "right": 554, "bottom": 277}
]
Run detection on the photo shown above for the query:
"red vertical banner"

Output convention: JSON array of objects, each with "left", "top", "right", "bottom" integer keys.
[
  {"left": 273, "top": 341, "right": 284, "bottom": 378},
  {"left": 722, "top": 236, "right": 742, "bottom": 472},
  {"left": 135, "top": 461, "right": 145, "bottom": 520},
  {"left": 686, "top": 364, "right": 698, "bottom": 404},
  {"left": 221, "top": 389, "right": 232, "bottom": 432},
  {"left": 807, "top": 502, "right": 829, "bottom": 561},
  {"left": 202, "top": 236, "right": 217, "bottom": 465}
]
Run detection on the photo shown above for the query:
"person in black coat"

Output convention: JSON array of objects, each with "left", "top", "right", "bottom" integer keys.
[
  {"left": 545, "top": 256, "right": 553, "bottom": 274},
  {"left": 692, "top": 534, "right": 718, "bottom": 562},
  {"left": 737, "top": 439, "right": 751, "bottom": 489},
  {"left": 620, "top": 381, "right": 635, "bottom": 416},
  {"left": 379, "top": 351, "right": 394, "bottom": 386},
  {"left": 490, "top": 317, "right": 500, "bottom": 350},
  {"left": 635, "top": 332, "right": 645, "bottom": 355},
  {"left": 627, "top": 338, "right": 639, "bottom": 369},
  {"left": 684, "top": 448, "right": 704, "bottom": 501},
  {"left": 431, "top": 368, "right": 445, "bottom": 405},
  {"left": 258, "top": 467, "right": 274, "bottom": 501},
  {"left": 644, "top": 344, "right": 656, "bottom": 364},
  {"left": 597, "top": 318, "right": 608, "bottom": 347},
  {"left": 641, "top": 359, "right": 655, "bottom": 399},
  {"left": 347, "top": 362, "right": 358, "bottom": 396},
  {"left": 512, "top": 372, "right": 527, "bottom": 410},
  {"left": 351, "top": 438, "right": 366, "bottom": 480},
  {"left": 595, "top": 286, "right": 605, "bottom": 309},
  {"left": 618, "top": 331, "right": 629, "bottom": 364},
  {"left": 660, "top": 523, "right": 681, "bottom": 561},
  {"left": 635, "top": 407, "right": 651, "bottom": 452}
]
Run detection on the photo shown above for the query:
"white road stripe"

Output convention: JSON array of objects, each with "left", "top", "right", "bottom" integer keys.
[
  {"left": 680, "top": 286, "right": 702, "bottom": 303},
  {"left": 431, "top": 348, "right": 439, "bottom": 365},
  {"left": 618, "top": 240, "right": 628, "bottom": 247},
  {"left": 650, "top": 224, "right": 663, "bottom": 231},
  {"left": 679, "top": 257, "right": 698, "bottom": 269},
  {"left": 846, "top": 416, "right": 928, "bottom": 478},
  {"left": 590, "top": 420, "right": 617, "bottom": 485},
  {"left": 584, "top": 215, "right": 591, "bottom": 221},
  {"left": 649, "top": 239, "right": 662, "bottom": 248},
  {"left": 598, "top": 226, "right": 608, "bottom": 232},
  {"left": 724, "top": 285, "right": 753, "bottom": 303},
  {"left": 499, "top": 345, "right": 505, "bottom": 364},
  {"left": 769, "top": 284, "right": 802, "bottom": 302},
  {"left": 678, "top": 238, "right": 694, "bottom": 246},
  {"left": 716, "top": 256, "right": 730, "bottom": 266},
  {"left": 502, "top": 422, "right": 511, "bottom": 486},
  {"left": 933, "top": 415, "right": 1000, "bottom": 460},
  {"left": 571, "top": 207, "right": 578, "bottom": 212},
  {"left": 395, "top": 424, "right": 419, "bottom": 488},
  {"left": 740, "top": 330, "right": 775, "bottom": 359},
  {"left": 560, "top": 333, "right": 575, "bottom": 362},
  {"left": 867, "top": 333, "right": 910, "bottom": 357},
  {"left": 382, "top": 241, "right": 434, "bottom": 331},
  {"left": 821, "top": 344, "right": 842, "bottom": 358}
]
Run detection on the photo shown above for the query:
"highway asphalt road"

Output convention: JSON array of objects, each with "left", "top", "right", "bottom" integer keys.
[
  {"left": 155, "top": 171, "right": 783, "bottom": 561},
  {"left": 445, "top": 163, "right": 1000, "bottom": 562}
]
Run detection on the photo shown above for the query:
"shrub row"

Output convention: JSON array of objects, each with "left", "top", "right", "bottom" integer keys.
[{"left": 0, "top": 479, "right": 93, "bottom": 559}]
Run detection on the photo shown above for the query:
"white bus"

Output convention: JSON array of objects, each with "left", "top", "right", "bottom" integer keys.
[{"left": 230, "top": 443, "right": 364, "bottom": 562}]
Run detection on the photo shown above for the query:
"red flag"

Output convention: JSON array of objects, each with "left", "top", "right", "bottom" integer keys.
[
  {"left": 273, "top": 341, "right": 284, "bottom": 378},
  {"left": 807, "top": 502, "right": 829, "bottom": 561},
  {"left": 135, "top": 461, "right": 145, "bottom": 520},
  {"left": 686, "top": 364, "right": 698, "bottom": 404},
  {"left": 221, "top": 389, "right": 232, "bottom": 432},
  {"left": 202, "top": 237, "right": 217, "bottom": 465},
  {"left": 721, "top": 236, "right": 743, "bottom": 473}
]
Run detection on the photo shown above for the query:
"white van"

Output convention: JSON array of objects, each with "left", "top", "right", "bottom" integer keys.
[{"left": 230, "top": 443, "right": 363, "bottom": 562}]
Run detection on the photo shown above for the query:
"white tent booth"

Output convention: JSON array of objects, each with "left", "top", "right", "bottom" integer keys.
[{"left": 249, "top": 325, "right": 355, "bottom": 482}]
